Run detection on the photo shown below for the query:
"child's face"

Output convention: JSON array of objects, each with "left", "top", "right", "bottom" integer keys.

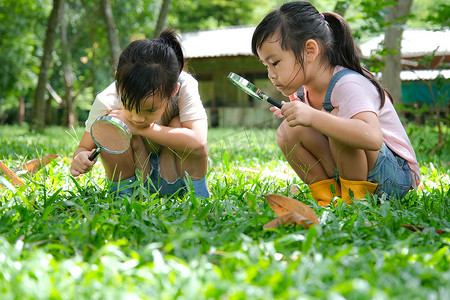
[
  {"left": 121, "top": 94, "right": 168, "bottom": 128},
  {"left": 257, "top": 35, "right": 303, "bottom": 97}
]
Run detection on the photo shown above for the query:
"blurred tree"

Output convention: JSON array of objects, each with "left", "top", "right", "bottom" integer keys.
[
  {"left": 334, "top": 0, "right": 349, "bottom": 16},
  {"left": 30, "top": 0, "right": 63, "bottom": 131},
  {"left": 60, "top": 0, "right": 75, "bottom": 127},
  {"left": 0, "top": 0, "right": 51, "bottom": 124},
  {"left": 169, "top": 0, "right": 273, "bottom": 32},
  {"left": 382, "top": 0, "right": 413, "bottom": 106},
  {"left": 100, "top": 0, "right": 121, "bottom": 72},
  {"left": 154, "top": 0, "right": 172, "bottom": 37}
]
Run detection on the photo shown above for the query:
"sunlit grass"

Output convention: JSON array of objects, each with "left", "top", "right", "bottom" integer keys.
[{"left": 0, "top": 124, "right": 449, "bottom": 299}]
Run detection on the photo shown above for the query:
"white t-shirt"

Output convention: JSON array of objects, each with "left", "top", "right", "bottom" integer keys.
[
  {"left": 85, "top": 71, "right": 207, "bottom": 132},
  {"left": 292, "top": 66, "right": 420, "bottom": 188}
]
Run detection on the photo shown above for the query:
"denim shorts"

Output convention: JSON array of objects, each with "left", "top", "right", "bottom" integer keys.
[
  {"left": 366, "top": 142, "right": 412, "bottom": 199},
  {"left": 109, "top": 153, "right": 187, "bottom": 197}
]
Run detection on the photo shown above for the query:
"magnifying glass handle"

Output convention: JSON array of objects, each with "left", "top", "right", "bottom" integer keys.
[
  {"left": 88, "top": 148, "right": 101, "bottom": 161},
  {"left": 267, "top": 97, "right": 282, "bottom": 109},
  {"left": 260, "top": 94, "right": 282, "bottom": 109}
]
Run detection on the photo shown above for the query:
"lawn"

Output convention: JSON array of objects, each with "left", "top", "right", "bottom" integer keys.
[{"left": 0, "top": 124, "right": 449, "bottom": 299}]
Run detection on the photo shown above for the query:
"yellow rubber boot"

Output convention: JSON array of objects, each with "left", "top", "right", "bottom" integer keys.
[
  {"left": 309, "top": 178, "right": 341, "bottom": 207},
  {"left": 339, "top": 177, "right": 378, "bottom": 204}
]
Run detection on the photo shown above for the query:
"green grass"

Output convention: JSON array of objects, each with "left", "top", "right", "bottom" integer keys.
[{"left": 0, "top": 124, "right": 449, "bottom": 299}]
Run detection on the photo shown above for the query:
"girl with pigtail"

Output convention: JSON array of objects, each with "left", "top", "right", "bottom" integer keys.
[
  {"left": 252, "top": 1, "right": 419, "bottom": 205},
  {"left": 70, "top": 29, "right": 210, "bottom": 198}
]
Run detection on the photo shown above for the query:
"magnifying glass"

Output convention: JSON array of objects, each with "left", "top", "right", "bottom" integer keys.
[
  {"left": 227, "top": 72, "right": 282, "bottom": 109},
  {"left": 88, "top": 116, "right": 131, "bottom": 161}
]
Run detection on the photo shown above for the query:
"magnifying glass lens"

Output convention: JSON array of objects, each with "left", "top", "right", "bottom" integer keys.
[
  {"left": 228, "top": 73, "right": 260, "bottom": 99},
  {"left": 91, "top": 120, "right": 130, "bottom": 153},
  {"left": 227, "top": 72, "right": 282, "bottom": 108},
  {"left": 88, "top": 116, "right": 131, "bottom": 161}
]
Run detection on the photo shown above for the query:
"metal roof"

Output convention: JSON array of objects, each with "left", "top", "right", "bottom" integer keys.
[
  {"left": 181, "top": 27, "right": 449, "bottom": 60},
  {"left": 360, "top": 29, "right": 449, "bottom": 58},
  {"left": 400, "top": 69, "right": 450, "bottom": 81},
  {"left": 180, "top": 26, "right": 255, "bottom": 58}
]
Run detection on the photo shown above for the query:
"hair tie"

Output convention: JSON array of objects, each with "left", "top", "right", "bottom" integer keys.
[
  {"left": 320, "top": 13, "right": 325, "bottom": 19},
  {"left": 159, "top": 37, "right": 165, "bottom": 42}
]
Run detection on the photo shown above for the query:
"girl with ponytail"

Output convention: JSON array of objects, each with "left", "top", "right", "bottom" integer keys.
[
  {"left": 252, "top": 1, "right": 419, "bottom": 204},
  {"left": 71, "top": 29, "right": 210, "bottom": 199}
]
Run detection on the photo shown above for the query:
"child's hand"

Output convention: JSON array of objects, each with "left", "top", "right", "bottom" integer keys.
[
  {"left": 280, "top": 100, "right": 314, "bottom": 127},
  {"left": 270, "top": 105, "right": 284, "bottom": 119},
  {"left": 70, "top": 149, "right": 97, "bottom": 177}
]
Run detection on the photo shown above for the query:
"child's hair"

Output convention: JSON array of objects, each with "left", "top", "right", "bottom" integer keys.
[
  {"left": 251, "top": 1, "right": 391, "bottom": 108},
  {"left": 115, "top": 29, "right": 185, "bottom": 113}
]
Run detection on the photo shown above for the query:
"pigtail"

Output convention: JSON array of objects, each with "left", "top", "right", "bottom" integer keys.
[
  {"left": 323, "top": 12, "right": 392, "bottom": 107},
  {"left": 323, "top": 13, "right": 361, "bottom": 72},
  {"left": 159, "top": 29, "right": 185, "bottom": 72}
]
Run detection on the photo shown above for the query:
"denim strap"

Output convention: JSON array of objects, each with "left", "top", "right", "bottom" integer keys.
[
  {"left": 296, "top": 86, "right": 305, "bottom": 101},
  {"left": 322, "top": 69, "right": 361, "bottom": 112},
  {"left": 171, "top": 77, "right": 183, "bottom": 116}
]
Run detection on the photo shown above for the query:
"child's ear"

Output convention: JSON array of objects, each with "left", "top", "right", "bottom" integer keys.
[
  {"left": 305, "top": 39, "right": 319, "bottom": 63},
  {"left": 171, "top": 82, "right": 181, "bottom": 98}
]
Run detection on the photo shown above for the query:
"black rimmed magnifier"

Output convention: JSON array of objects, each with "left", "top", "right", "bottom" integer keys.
[
  {"left": 88, "top": 116, "right": 131, "bottom": 161},
  {"left": 227, "top": 72, "right": 282, "bottom": 109}
]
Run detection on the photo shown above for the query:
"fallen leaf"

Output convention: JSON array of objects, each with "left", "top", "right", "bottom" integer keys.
[
  {"left": 401, "top": 224, "right": 447, "bottom": 235},
  {"left": 264, "top": 194, "right": 319, "bottom": 224},
  {"left": 235, "top": 167, "right": 262, "bottom": 173},
  {"left": 263, "top": 211, "right": 315, "bottom": 229},
  {"left": 263, "top": 194, "right": 319, "bottom": 229},
  {"left": 24, "top": 154, "right": 59, "bottom": 174},
  {"left": 289, "top": 184, "right": 301, "bottom": 195},
  {"left": 0, "top": 160, "right": 24, "bottom": 187}
]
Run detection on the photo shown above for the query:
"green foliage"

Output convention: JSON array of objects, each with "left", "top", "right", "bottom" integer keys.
[
  {"left": 426, "top": 3, "right": 450, "bottom": 28},
  {"left": 0, "top": 125, "right": 449, "bottom": 298},
  {"left": 169, "top": 0, "right": 275, "bottom": 32},
  {"left": 0, "top": 1, "right": 51, "bottom": 122},
  {"left": 0, "top": 0, "right": 448, "bottom": 125},
  {"left": 412, "top": 0, "right": 450, "bottom": 29}
]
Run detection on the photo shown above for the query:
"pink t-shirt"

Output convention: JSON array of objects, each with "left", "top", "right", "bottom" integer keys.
[{"left": 290, "top": 66, "right": 420, "bottom": 188}]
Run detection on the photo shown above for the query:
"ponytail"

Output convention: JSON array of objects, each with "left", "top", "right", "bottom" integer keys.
[
  {"left": 159, "top": 29, "right": 185, "bottom": 72},
  {"left": 324, "top": 12, "right": 391, "bottom": 108}
]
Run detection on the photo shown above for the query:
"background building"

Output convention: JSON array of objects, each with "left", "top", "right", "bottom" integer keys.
[{"left": 181, "top": 27, "right": 449, "bottom": 127}]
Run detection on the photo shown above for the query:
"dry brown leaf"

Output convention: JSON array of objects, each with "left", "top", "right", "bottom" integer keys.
[
  {"left": 24, "top": 154, "right": 59, "bottom": 174},
  {"left": 263, "top": 211, "right": 315, "bottom": 229},
  {"left": 401, "top": 224, "right": 447, "bottom": 235},
  {"left": 0, "top": 160, "right": 24, "bottom": 187},
  {"left": 235, "top": 167, "right": 262, "bottom": 173},
  {"left": 289, "top": 184, "right": 301, "bottom": 195},
  {"left": 264, "top": 194, "right": 319, "bottom": 224}
]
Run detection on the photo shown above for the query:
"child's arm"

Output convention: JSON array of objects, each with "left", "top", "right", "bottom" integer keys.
[
  {"left": 70, "top": 131, "right": 98, "bottom": 177},
  {"left": 106, "top": 109, "right": 208, "bottom": 156},
  {"left": 280, "top": 100, "right": 383, "bottom": 151},
  {"left": 136, "top": 119, "right": 208, "bottom": 156}
]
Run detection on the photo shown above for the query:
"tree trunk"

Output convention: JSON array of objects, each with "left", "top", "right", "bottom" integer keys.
[
  {"left": 45, "top": 92, "right": 52, "bottom": 125},
  {"left": 334, "top": 1, "right": 349, "bottom": 17},
  {"left": 154, "top": 0, "right": 172, "bottom": 37},
  {"left": 18, "top": 97, "right": 25, "bottom": 125},
  {"left": 30, "top": 0, "right": 63, "bottom": 131},
  {"left": 100, "top": 0, "right": 121, "bottom": 72},
  {"left": 381, "top": 0, "right": 413, "bottom": 106},
  {"left": 60, "top": 1, "right": 75, "bottom": 127}
]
